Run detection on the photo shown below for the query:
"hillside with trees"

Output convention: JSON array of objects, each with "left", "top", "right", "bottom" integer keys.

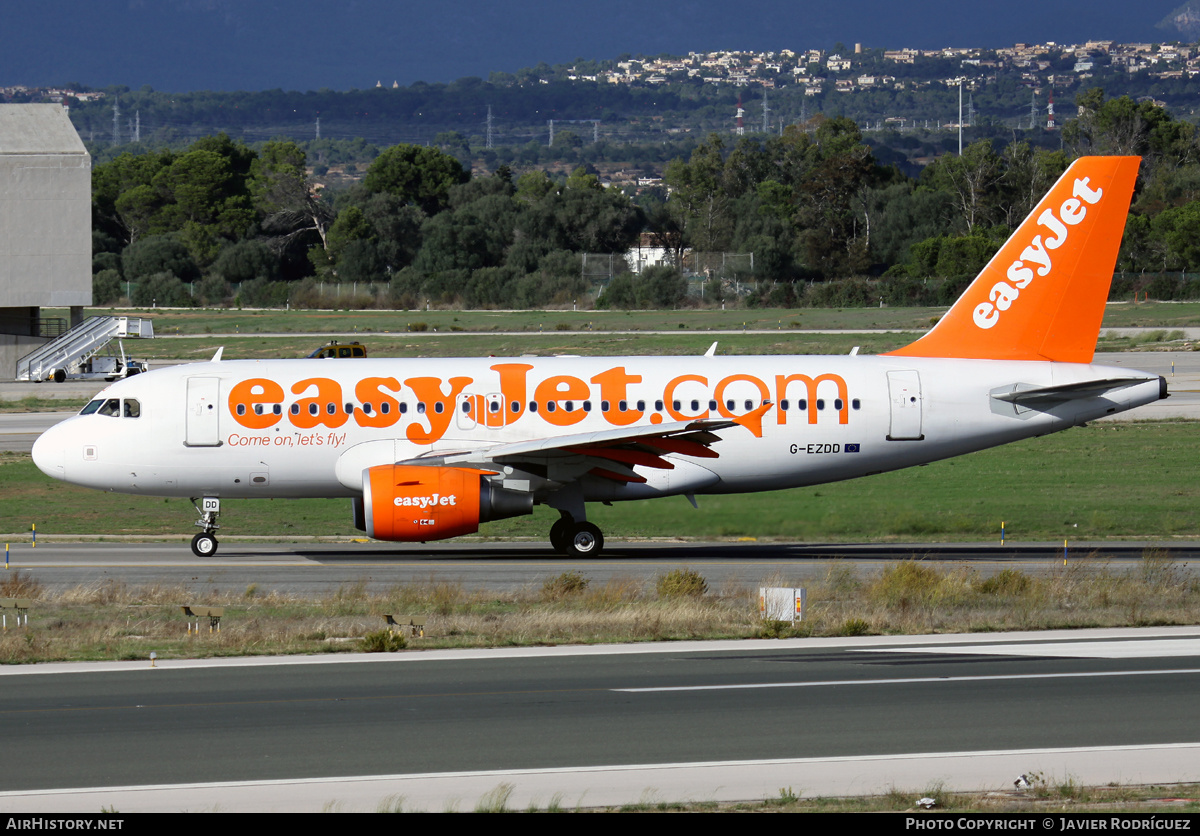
[{"left": 88, "top": 89, "right": 1200, "bottom": 311}]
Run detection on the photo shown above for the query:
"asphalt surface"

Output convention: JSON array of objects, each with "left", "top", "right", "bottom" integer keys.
[
  {"left": 0, "top": 629, "right": 1198, "bottom": 811},
  {"left": 4, "top": 540, "right": 1200, "bottom": 594}
]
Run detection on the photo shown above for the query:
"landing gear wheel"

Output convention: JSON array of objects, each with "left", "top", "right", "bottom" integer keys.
[
  {"left": 191, "top": 532, "right": 218, "bottom": 557},
  {"left": 549, "top": 518, "right": 571, "bottom": 554},
  {"left": 565, "top": 522, "right": 604, "bottom": 558}
]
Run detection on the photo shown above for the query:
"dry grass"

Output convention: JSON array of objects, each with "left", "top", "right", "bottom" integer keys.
[{"left": 1, "top": 555, "right": 1199, "bottom": 663}]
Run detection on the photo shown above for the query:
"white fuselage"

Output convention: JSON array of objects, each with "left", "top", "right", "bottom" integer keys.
[{"left": 32, "top": 354, "right": 1164, "bottom": 506}]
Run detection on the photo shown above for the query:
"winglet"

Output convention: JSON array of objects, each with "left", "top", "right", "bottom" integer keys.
[
  {"left": 885, "top": 156, "right": 1140, "bottom": 363},
  {"left": 733, "top": 400, "right": 773, "bottom": 438}
]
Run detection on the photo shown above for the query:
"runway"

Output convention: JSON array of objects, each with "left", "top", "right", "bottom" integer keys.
[
  {"left": 0, "top": 628, "right": 1198, "bottom": 811},
  {"left": 6, "top": 540, "right": 1200, "bottom": 593}
]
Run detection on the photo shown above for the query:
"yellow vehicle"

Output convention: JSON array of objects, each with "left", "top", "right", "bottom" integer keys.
[{"left": 307, "top": 341, "right": 367, "bottom": 359}]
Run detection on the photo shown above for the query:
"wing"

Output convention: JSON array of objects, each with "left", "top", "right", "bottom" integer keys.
[
  {"left": 333, "top": 402, "right": 772, "bottom": 492},
  {"left": 403, "top": 416, "right": 738, "bottom": 485}
]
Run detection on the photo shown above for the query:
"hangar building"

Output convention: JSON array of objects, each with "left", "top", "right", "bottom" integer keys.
[{"left": 0, "top": 104, "right": 91, "bottom": 375}]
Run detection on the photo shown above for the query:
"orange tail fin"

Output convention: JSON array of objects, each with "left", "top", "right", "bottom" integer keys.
[{"left": 885, "top": 156, "right": 1140, "bottom": 363}]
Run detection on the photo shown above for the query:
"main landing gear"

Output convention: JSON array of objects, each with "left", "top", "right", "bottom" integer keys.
[
  {"left": 549, "top": 511, "right": 604, "bottom": 558},
  {"left": 191, "top": 496, "right": 221, "bottom": 557}
]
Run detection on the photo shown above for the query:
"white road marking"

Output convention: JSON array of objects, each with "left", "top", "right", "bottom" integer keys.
[
  {"left": 870, "top": 638, "right": 1200, "bottom": 659},
  {"left": 615, "top": 668, "right": 1200, "bottom": 693}
]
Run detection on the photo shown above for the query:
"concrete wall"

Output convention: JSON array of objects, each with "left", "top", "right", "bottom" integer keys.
[
  {"left": 0, "top": 104, "right": 91, "bottom": 312},
  {"left": 0, "top": 332, "right": 48, "bottom": 380}
]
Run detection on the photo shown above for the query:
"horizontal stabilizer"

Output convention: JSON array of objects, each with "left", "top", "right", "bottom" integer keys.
[{"left": 991, "top": 377, "right": 1161, "bottom": 406}]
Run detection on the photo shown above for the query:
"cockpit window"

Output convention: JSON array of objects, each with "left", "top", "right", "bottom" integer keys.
[{"left": 86, "top": 398, "right": 140, "bottom": 418}]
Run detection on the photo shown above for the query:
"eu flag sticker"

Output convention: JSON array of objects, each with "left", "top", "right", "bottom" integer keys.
[{"left": 844, "top": 443, "right": 861, "bottom": 453}]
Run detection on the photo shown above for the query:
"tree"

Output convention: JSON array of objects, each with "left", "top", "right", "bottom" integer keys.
[
  {"left": 362, "top": 144, "right": 469, "bottom": 215},
  {"left": 663, "top": 134, "right": 731, "bottom": 252},
  {"left": 122, "top": 236, "right": 200, "bottom": 283},
  {"left": 921, "top": 139, "right": 1003, "bottom": 233},
  {"left": 251, "top": 140, "right": 333, "bottom": 256}
]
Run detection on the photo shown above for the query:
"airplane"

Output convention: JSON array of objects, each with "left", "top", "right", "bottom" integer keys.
[{"left": 32, "top": 155, "right": 1166, "bottom": 558}]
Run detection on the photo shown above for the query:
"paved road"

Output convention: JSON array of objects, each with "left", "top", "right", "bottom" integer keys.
[
  {"left": 3, "top": 540, "right": 1197, "bottom": 595},
  {"left": 0, "top": 628, "right": 1198, "bottom": 811}
]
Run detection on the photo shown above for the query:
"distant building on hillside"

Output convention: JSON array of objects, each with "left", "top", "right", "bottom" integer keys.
[{"left": 0, "top": 104, "right": 91, "bottom": 375}]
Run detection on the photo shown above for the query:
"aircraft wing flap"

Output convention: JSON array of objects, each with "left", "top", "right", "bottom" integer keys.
[
  {"left": 395, "top": 418, "right": 736, "bottom": 483},
  {"left": 409, "top": 417, "right": 735, "bottom": 465}
]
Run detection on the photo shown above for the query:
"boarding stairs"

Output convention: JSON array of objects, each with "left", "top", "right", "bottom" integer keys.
[{"left": 15, "top": 316, "right": 154, "bottom": 382}]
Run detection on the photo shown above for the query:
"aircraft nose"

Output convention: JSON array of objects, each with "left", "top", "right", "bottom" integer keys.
[{"left": 31, "top": 423, "right": 66, "bottom": 481}]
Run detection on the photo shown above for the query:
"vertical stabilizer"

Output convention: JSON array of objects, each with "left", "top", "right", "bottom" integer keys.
[{"left": 885, "top": 156, "right": 1140, "bottom": 363}]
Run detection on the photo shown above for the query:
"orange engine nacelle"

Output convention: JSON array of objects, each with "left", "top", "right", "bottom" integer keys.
[{"left": 358, "top": 464, "right": 532, "bottom": 542}]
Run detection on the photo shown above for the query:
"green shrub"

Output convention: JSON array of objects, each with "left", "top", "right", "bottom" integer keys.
[
  {"left": 360, "top": 629, "right": 407, "bottom": 652},
  {"left": 542, "top": 571, "right": 590, "bottom": 599},
  {"left": 976, "top": 568, "right": 1032, "bottom": 596},
  {"left": 656, "top": 568, "right": 708, "bottom": 598},
  {"left": 839, "top": 617, "right": 872, "bottom": 636}
]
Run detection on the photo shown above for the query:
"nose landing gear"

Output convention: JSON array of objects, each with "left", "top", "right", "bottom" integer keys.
[{"left": 191, "top": 496, "right": 221, "bottom": 557}]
